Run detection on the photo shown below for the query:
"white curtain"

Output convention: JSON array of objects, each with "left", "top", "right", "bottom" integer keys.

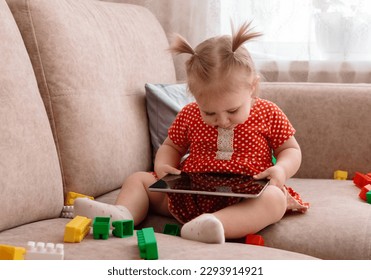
[
  {"left": 220, "top": 0, "right": 371, "bottom": 83},
  {"left": 221, "top": 0, "right": 371, "bottom": 61}
]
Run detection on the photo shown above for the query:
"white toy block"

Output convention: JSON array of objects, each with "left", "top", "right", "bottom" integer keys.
[
  {"left": 60, "top": 205, "right": 74, "bottom": 219},
  {"left": 25, "top": 241, "right": 64, "bottom": 260}
]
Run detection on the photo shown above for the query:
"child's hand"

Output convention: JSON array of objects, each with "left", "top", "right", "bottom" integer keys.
[
  {"left": 253, "top": 165, "right": 286, "bottom": 190},
  {"left": 155, "top": 164, "right": 181, "bottom": 179}
]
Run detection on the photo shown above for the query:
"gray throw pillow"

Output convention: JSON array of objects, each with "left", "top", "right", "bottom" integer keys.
[{"left": 145, "top": 83, "right": 194, "bottom": 158}]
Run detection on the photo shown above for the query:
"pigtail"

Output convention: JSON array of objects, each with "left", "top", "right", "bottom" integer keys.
[
  {"left": 168, "top": 34, "right": 195, "bottom": 55},
  {"left": 169, "top": 34, "right": 213, "bottom": 83},
  {"left": 231, "top": 21, "right": 262, "bottom": 52}
]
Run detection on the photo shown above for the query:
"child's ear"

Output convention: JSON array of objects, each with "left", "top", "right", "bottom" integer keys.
[
  {"left": 250, "top": 75, "right": 260, "bottom": 98},
  {"left": 252, "top": 75, "right": 260, "bottom": 90}
]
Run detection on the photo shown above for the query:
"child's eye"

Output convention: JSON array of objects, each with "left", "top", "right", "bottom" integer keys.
[
  {"left": 204, "top": 112, "right": 215, "bottom": 116},
  {"left": 227, "top": 108, "right": 239, "bottom": 114}
]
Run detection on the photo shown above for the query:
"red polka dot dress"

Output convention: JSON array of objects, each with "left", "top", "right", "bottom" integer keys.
[{"left": 166, "top": 98, "right": 309, "bottom": 224}]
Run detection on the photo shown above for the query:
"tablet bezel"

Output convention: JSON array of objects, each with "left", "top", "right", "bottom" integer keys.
[{"left": 149, "top": 172, "right": 270, "bottom": 198}]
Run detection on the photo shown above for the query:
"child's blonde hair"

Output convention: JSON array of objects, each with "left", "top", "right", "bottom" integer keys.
[{"left": 170, "top": 22, "right": 262, "bottom": 97}]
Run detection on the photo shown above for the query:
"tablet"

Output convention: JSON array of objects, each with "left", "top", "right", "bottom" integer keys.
[{"left": 149, "top": 172, "right": 269, "bottom": 198}]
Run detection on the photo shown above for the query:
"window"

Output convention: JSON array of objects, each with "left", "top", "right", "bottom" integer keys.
[{"left": 220, "top": 0, "right": 371, "bottom": 61}]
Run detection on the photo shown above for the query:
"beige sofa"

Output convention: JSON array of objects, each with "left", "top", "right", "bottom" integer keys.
[{"left": 1, "top": 0, "right": 370, "bottom": 260}]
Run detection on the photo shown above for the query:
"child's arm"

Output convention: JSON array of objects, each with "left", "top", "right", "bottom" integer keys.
[
  {"left": 253, "top": 136, "right": 301, "bottom": 188},
  {"left": 154, "top": 136, "right": 188, "bottom": 179}
]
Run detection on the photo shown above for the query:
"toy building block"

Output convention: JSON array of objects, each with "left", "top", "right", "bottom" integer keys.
[
  {"left": 25, "top": 241, "right": 64, "bottom": 260},
  {"left": 163, "top": 224, "right": 180, "bottom": 236},
  {"left": 367, "top": 191, "right": 371, "bottom": 204},
  {"left": 60, "top": 205, "right": 74, "bottom": 219},
  {"left": 334, "top": 170, "right": 348, "bottom": 180},
  {"left": 0, "top": 244, "right": 26, "bottom": 260},
  {"left": 64, "top": 215, "right": 92, "bottom": 243},
  {"left": 93, "top": 217, "right": 111, "bottom": 240},
  {"left": 136, "top": 227, "right": 158, "bottom": 260},
  {"left": 359, "top": 184, "right": 371, "bottom": 201},
  {"left": 65, "top": 191, "right": 94, "bottom": 206},
  {"left": 112, "top": 220, "right": 134, "bottom": 238},
  {"left": 245, "top": 234, "right": 265, "bottom": 246},
  {"left": 353, "top": 172, "right": 371, "bottom": 189}
]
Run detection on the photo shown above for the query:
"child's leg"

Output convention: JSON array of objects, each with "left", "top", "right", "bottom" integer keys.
[
  {"left": 115, "top": 171, "right": 171, "bottom": 224},
  {"left": 74, "top": 171, "right": 170, "bottom": 226},
  {"left": 181, "top": 185, "right": 286, "bottom": 243},
  {"left": 214, "top": 185, "right": 287, "bottom": 239}
]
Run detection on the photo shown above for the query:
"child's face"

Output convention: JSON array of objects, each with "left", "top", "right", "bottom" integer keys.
[{"left": 195, "top": 76, "right": 258, "bottom": 130}]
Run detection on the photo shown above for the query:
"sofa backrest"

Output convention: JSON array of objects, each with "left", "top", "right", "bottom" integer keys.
[
  {"left": 7, "top": 0, "right": 177, "bottom": 197},
  {"left": 260, "top": 83, "right": 371, "bottom": 179},
  {"left": 0, "top": 0, "right": 63, "bottom": 231}
]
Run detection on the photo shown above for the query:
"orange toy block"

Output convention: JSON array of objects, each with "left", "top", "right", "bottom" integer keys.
[
  {"left": 359, "top": 184, "right": 371, "bottom": 201},
  {"left": 245, "top": 234, "right": 264, "bottom": 246}
]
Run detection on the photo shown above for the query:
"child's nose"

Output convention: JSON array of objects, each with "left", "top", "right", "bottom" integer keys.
[{"left": 216, "top": 116, "right": 230, "bottom": 128}]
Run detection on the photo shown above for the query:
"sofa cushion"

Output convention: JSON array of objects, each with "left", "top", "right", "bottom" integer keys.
[
  {"left": 97, "top": 179, "right": 371, "bottom": 260},
  {"left": 0, "top": 0, "right": 63, "bottom": 231},
  {"left": 0, "top": 218, "right": 317, "bottom": 260},
  {"left": 7, "top": 0, "right": 177, "bottom": 197},
  {"left": 260, "top": 83, "right": 371, "bottom": 179},
  {"left": 145, "top": 83, "right": 194, "bottom": 157},
  {"left": 259, "top": 178, "right": 371, "bottom": 260}
]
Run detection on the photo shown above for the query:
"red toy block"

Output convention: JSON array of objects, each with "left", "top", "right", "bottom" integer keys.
[
  {"left": 359, "top": 184, "right": 371, "bottom": 201},
  {"left": 245, "top": 234, "right": 264, "bottom": 246},
  {"left": 353, "top": 172, "right": 371, "bottom": 189}
]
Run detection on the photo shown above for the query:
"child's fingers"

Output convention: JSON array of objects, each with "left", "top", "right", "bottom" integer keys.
[{"left": 164, "top": 165, "right": 181, "bottom": 175}]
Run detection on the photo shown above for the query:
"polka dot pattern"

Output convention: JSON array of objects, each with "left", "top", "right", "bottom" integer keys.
[
  {"left": 165, "top": 98, "right": 309, "bottom": 223},
  {"left": 168, "top": 98, "right": 295, "bottom": 175}
]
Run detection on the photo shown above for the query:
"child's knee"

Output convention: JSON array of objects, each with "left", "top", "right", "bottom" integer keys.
[{"left": 262, "top": 185, "right": 287, "bottom": 221}]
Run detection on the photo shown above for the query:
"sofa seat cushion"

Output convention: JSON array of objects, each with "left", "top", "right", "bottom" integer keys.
[
  {"left": 261, "top": 178, "right": 371, "bottom": 260},
  {"left": 97, "top": 178, "right": 371, "bottom": 260},
  {"left": 0, "top": 218, "right": 316, "bottom": 260}
]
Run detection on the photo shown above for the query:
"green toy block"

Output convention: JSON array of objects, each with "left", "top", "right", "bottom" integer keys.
[
  {"left": 163, "top": 224, "right": 180, "bottom": 236},
  {"left": 93, "top": 217, "right": 111, "bottom": 240},
  {"left": 112, "top": 220, "right": 134, "bottom": 238},
  {"left": 136, "top": 227, "right": 158, "bottom": 260},
  {"left": 367, "top": 191, "right": 371, "bottom": 204},
  {"left": 272, "top": 155, "right": 277, "bottom": 165}
]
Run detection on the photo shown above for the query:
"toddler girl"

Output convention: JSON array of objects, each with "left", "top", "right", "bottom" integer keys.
[{"left": 74, "top": 22, "right": 309, "bottom": 244}]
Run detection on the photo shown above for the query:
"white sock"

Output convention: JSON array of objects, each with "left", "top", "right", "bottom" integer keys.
[
  {"left": 180, "top": 214, "right": 225, "bottom": 244},
  {"left": 73, "top": 198, "right": 133, "bottom": 223}
]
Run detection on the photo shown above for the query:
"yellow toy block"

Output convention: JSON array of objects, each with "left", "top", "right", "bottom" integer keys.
[
  {"left": 65, "top": 191, "right": 94, "bottom": 206},
  {"left": 0, "top": 244, "right": 26, "bottom": 260},
  {"left": 64, "top": 216, "right": 92, "bottom": 243},
  {"left": 334, "top": 170, "right": 348, "bottom": 180}
]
